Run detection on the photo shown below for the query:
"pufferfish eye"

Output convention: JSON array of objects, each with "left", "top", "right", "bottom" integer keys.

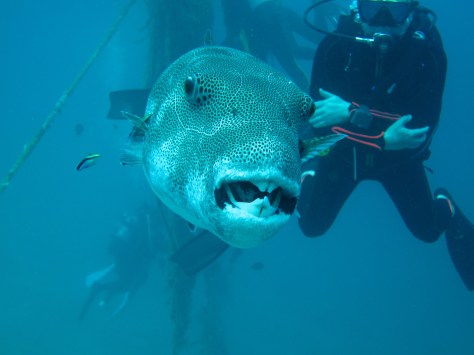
[
  {"left": 300, "top": 96, "right": 316, "bottom": 121},
  {"left": 308, "top": 102, "right": 316, "bottom": 117},
  {"left": 183, "top": 73, "right": 213, "bottom": 107},
  {"left": 184, "top": 76, "right": 196, "bottom": 97}
]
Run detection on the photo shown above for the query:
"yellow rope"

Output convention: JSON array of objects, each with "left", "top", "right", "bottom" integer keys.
[{"left": 0, "top": 0, "right": 137, "bottom": 193}]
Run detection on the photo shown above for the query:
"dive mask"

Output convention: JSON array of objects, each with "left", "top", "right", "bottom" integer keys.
[{"left": 358, "top": 0, "right": 418, "bottom": 26}]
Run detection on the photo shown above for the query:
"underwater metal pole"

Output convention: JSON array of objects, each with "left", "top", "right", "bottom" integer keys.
[{"left": 0, "top": 0, "right": 137, "bottom": 193}]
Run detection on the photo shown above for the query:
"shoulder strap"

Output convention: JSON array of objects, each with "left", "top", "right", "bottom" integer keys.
[
  {"left": 335, "top": 13, "right": 362, "bottom": 36},
  {"left": 406, "top": 7, "right": 443, "bottom": 51}
]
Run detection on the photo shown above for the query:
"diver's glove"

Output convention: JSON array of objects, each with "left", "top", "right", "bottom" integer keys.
[
  {"left": 384, "top": 115, "right": 429, "bottom": 150},
  {"left": 310, "top": 89, "right": 351, "bottom": 128}
]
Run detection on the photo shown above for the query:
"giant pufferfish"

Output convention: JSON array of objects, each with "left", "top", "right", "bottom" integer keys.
[{"left": 122, "top": 46, "right": 343, "bottom": 248}]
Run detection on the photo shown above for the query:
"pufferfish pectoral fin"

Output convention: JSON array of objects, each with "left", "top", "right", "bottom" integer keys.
[
  {"left": 299, "top": 134, "right": 346, "bottom": 164},
  {"left": 121, "top": 110, "right": 150, "bottom": 135},
  {"left": 120, "top": 144, "right": 143, "bottom": 165},
  {"left": 120, "top": 111, "right": 151, "bottom": 166}
]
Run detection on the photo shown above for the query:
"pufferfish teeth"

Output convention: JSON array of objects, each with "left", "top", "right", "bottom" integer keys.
[
  {"left": 253, "top": 181, "right": 269, "bottom": 193},
  {"left": 259, "top": 196, "right": 278, "bottom": 217},
  {"left": 234, "top": 197, "right": 278, "bottom": 218},
  {"left": 224, "top": 184, "right": 238, "bottom": 206},
  {"left": 271, "top": 189, "right": 282, "bottom": 209},
  {"left": 224, "top": 184, "right": 279, "bottom": 217},
  {"left": 253, "top": 181, "right": 279, "bottom": 193}
]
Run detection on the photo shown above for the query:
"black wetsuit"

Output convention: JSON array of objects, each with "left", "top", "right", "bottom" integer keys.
[{"left": 298, "top": 10, "right": 451, "bottom": 243}]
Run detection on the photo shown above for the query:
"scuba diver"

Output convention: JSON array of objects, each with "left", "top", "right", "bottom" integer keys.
[
  {"left": 78, "top": 199, "right": 229, "bottom": 322},
  {"left": 221, "top": 0, "right": 321, "bottom": 91},
  {"left": 79, "top": 204, "right": 158, "bottom": 321},
  {"left": 298, "top": 0, "right": 474, "bottom": 290}
]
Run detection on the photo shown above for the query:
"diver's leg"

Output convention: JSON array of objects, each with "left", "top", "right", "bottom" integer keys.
[
  {"left": 382, "top": 163, "right": 474, "bottom": 290},
  {"left": 297, "top": 154, "right": 357, "bottom": 237},
  {"left": 381, "top": 162, "right": 448, "bottom": 242},
  {"left": 383, "top": 162, "right": 474, "bottom": 290}
]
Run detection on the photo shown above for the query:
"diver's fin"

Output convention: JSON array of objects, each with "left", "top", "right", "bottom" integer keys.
[
  {"left": 204, "top": 28, "right": 214, "bottom": 46},
  {"left": 109, "top": 291, "right": 131, "bottom": 319},
  {"left": 107, "top": 89, "right": 150, "bottom": 119},
  {"left": 85, "top": 264, "right": 115, "bottom": 288},
  {"left": 439, "top": 188, "right": 474, "bottom": 290},
  {"left": 170, "top": 231, "right": 230, "bottom": 276},
  {"left": 239, "top": 29, "right": 251, "bottom": 53},
  {"left": 78, "top": 288, "right": 97, "bottom": 322},
  {"left": 78, "top": 283, "right": 106, "bottom": 322},
  {"left": 300, "top": 134, "right": 346, "bottom": 163},
  {"left": 447, "top": 230, "right": 474, "bottom": 290}
]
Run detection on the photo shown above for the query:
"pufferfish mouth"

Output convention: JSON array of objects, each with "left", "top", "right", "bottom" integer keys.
[{"left": 214, "top": 180, "right": 297, "bottom": 217}]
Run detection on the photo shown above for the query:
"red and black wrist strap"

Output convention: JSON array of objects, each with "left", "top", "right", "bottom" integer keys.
[
  {"left": 331, "top": 126, "right": 385, "bottom": 150},
  {"left": 332, "top": 102, "right": 402, "bottom": 151},
  {"left": 350, "top": 102, "right": 401, "bottom": 122}
]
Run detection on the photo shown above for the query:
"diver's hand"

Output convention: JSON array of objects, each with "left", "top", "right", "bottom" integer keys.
[
  {"left": 384, "top": 115, "right": 429, "bottom": 150},
  {"left": 309, "top": 89, "right": 351, "bottom": 129}
]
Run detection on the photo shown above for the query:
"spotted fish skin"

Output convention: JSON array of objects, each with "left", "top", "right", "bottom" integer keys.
[{"left": 132, "top": 46, "right": 316, "bottom": 248}]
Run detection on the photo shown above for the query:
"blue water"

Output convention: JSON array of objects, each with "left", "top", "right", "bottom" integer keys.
[{"left": 1, "top": 1, "right": 473, "bottom": 354}]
